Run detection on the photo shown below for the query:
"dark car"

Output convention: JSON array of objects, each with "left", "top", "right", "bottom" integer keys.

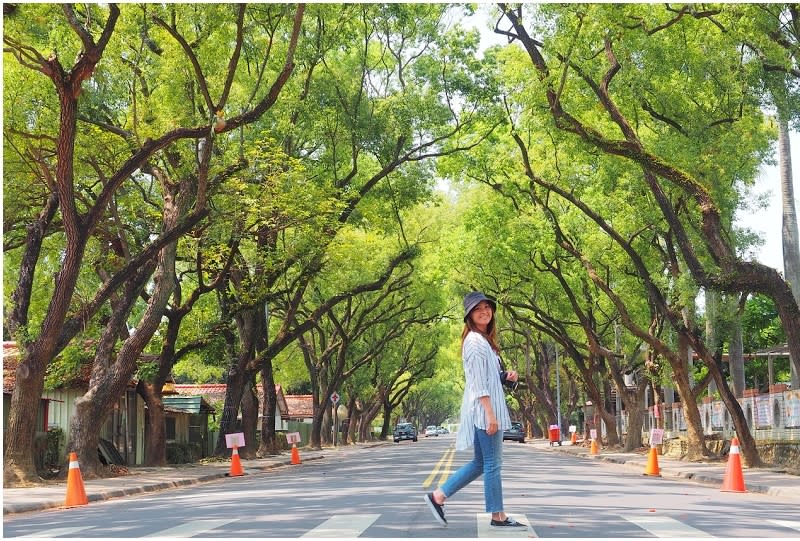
[
  {"left": 503, "top": 421, "right": 525, "bottom": 443},
  {"left": 393, "top": 422, "right": 418, "bottom": 443}
]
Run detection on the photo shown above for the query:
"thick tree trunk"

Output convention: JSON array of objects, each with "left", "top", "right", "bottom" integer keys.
[
  {"left": 674, "top": 334, "right": 712, "bottom": 460},
  {"left": 215, "top": 367, "right": 247, "bottom": 456},
  {"left": 730, "top": 315, "right": 745, "bottom": 398},
  {"left": 778, "top": 115, "right": 800, "bottom": 388},
  {"left": 4, "top": 353, "right": 48, "bottom": 485},
  {"left": 622, "top": 385, "right": 647, "bottom": 452},
  {"left": 240, "top": 382, "right": 258, "bottom": 459},
  {"left": 779, "top": 115, "right": 800, "bottom": 305},
  {"left": 257, "top": 358, "right": 279, "bottom": 457},
  {"left": 4, "top": 94, "right": 87, "bottom": 486},
  {"left": 139, "top": 381, "right": 167, "bottom": 466},
  {"left": 689, "top": 335, "right": 762, "bottom": 467},
  {"left": 68, "top": 394, "right": 106, "bottom": 478}
]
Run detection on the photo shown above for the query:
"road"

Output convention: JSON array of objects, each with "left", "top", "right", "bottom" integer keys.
[{"left": 4, "top": 434, "right": 800, "bottom": 538}]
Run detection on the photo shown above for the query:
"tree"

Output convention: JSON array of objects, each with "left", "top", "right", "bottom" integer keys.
[
  {"left": 497, "top": 3, "right": 800, "bottom": 386},
  {"left": 2, "top": 3, "right": 304, "bottom": 482}
]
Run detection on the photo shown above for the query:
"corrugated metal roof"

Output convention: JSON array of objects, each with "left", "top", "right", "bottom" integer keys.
[{"left": 162, "top": 395, "right": 213, "bottom": 414}]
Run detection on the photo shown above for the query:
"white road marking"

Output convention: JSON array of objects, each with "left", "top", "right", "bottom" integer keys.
[
  {"left": 300, "top": 514, "right": 380, "bottom": 538},
  {"left": 622, "top": 515, "right": 714, "bottom": 538},
  {"left": 143, "top": 518, "right": 235, "bottom": 537},
  {"left": 18, "top": 527, "right": 91, "bottom": 537},
  {"left": 476, "top": 512, "right": 536, "bottom": 538},
  {"left": 769, "top": 519, "right": 800, "bottom": 532}
]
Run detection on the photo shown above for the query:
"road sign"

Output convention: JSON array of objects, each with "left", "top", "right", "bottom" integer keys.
[
  {"left": 330, "top": 392, "right": 340, "bottom": 405},
  {"left": 286, "top": 432, "right": 302, "bottom": 444}
]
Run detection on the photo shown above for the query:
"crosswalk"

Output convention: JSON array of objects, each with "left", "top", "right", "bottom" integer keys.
[{"left": 9, "top": 514, "right": 800, "bottom": 538}]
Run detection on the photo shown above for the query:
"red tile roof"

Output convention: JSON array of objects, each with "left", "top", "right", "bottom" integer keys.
[
  {"left": 3, "top": 342, "right": 20, "bottom": 393},
  {"left": 284, "top": 394, "right": 314, "bottom": 419},
  {"left": 174, "top": 383, "right": 290, "bottom": 416}
]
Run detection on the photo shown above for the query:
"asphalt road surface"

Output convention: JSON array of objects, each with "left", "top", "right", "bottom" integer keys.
[{"left": 4, "top": 435, "right": 800, "bottom": 538}]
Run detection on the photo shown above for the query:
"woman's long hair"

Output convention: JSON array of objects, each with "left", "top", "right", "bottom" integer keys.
[{"left": 461, "top": 309, "right": 500, "bottom": 353}]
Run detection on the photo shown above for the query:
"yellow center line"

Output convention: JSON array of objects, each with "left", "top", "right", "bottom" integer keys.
[
  {"left": 438, "top": 445, "right": 455, "bottom": 486},
  {"left": 423, "top": 446, "right": 455, "bottom": 488}
]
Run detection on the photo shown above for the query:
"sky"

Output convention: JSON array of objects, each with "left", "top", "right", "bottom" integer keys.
[{"left": 464, "top": 7, "right": 798, "bottom": 274}]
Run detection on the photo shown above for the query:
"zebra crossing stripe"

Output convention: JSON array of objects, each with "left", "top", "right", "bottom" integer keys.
[
  {"left": 18, "top": 527, "right": 90, "bottom": 538},
  {"left": 622, "top": 515, "right": 714, "bottom": 538},
  {"left": 476, "top": 513, "right": 535, "bottom": 538},
  {"left": 769, "top": 519, "right": 800, "bottom": 532},
  {"left": 143, "top": 518, "right": 235, "bottom": 537},
  {"left": 301, "top": 514, "right": 380, "bottom": 538}
]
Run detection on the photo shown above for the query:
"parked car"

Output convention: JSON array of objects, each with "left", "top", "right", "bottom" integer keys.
[
  {"left": 503, "top": 421, "right": 525, "bottom": 443},
  {"left": 424, "top": 425, "right": 440, "bottom": 437},
  {"left": 393, "top": 422, "right": 418, "bottom": 443},
  {"left": 437, "top": 427, "right": 449, "bottom": 435}
]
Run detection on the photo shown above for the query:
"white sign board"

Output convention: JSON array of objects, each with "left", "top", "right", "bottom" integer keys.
[
  {"left": 330, "top": 392, "right": 340, "bottom": 405},
  {"left": 286, "top": 432, "right": 302, "bottom": 444},
  {"left": 568, "top": 425, "right": 577, "bottom": 434},
  {"left": 225, "top": 432, "right": 245, "bottom": 449},
  {"left": 590, "top": 429, "right": 597, "bottom": 440},
  {"left": 649, "top": 428, "right": 664, "bottom": 446}
]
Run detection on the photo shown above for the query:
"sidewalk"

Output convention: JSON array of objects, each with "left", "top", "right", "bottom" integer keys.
[
  {"left": 3, "top": 447, "right": 331, "bottom": 515},
  {"left": 532, "top": 438, "right": 800, "bottom": 500}
]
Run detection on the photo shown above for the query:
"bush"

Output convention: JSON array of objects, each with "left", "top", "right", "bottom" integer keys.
[
  {"left": 166, "top": 442, "right": 202, "bottom": 464},
  {"left": 45, "top": 427, "right": 64, "bottom": 469}
]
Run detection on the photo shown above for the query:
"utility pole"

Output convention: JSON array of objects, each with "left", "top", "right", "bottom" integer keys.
[
  {"left": 615, "top": 324, "right": 622, "bottom": 438},
  {"left": 555, "top": 345, "right": 561, "bottom": 434}
]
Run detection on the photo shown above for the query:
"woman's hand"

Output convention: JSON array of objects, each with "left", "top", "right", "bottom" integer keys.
[
  {"left": 479, "top": 396, "right": 498, "bottom": 435},
  {"left": 486, "top": 415, "right": 499, "bottom": 435},
  {"left": 505, "top": 370, "right": 519, "bottom": 382}
]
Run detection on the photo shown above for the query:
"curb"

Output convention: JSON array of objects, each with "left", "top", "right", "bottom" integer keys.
[
  {"left": 3, "top": 454, "right": 325, "bottom": 515},
  {"left": 552, "top": 446, "right": 793, "bottom": 498}
]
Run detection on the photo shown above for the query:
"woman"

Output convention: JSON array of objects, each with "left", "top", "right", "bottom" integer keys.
[{"left": 424, "top": 291, "right": 525, "bottom": 529}]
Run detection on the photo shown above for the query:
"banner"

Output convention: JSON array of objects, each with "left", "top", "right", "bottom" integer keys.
[
  {"left": 755, "top": 394, "right": 771, "bottom": 427},
  {"left": 712, "top": 402, "right": 725, "bottom": 428},
  {"left": 786, "top": 390, "right": 800, "bottom": 428}
]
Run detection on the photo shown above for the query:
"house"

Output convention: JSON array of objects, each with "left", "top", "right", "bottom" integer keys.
[
  {"left": 174, "top": 383, "right": 290, "bottom": 432},
  {"left": 284, "top": 394, "right": 315, "bottom": 423},
  {"left": 160, "top": 394, "right": 215, "bottom": 460},
  {"left": 3, "top": 341, "right": 144, "bottom": 466},
  {"left": 3, "top": 341, "right": 214, "bottom": 467}
]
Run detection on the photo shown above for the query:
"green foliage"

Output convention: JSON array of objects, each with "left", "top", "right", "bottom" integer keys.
[
  {"left": 3, "top": 3, "right": 791, "bottom": 438},
  {"left": 742, "top": 294, "right": 786, "bottom": 351}
]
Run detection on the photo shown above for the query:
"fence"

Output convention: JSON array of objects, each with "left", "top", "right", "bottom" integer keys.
[{"left": 610, "top": 387, "right": 800, "bottom": 442}]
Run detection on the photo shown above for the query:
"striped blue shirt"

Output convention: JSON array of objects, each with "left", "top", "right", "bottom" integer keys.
[{"left": 455, "top": 331, "right": 512, "bottom": 451}]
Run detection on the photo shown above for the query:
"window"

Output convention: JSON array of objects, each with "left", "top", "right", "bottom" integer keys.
[{"left": 166, "top": 417, "right": 176, "bottom": 441}]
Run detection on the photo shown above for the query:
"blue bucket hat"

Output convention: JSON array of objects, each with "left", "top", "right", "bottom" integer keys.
[{"left": 463, "top": 291, "right": 497, "bottom": 322}]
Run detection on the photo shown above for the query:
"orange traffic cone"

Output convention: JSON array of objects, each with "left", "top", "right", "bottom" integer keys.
[
  {"left": 571, "top": 432, "right": 577, "bottom": 445},
  {"left": 590, "top": 438, "right": 599, "bottom": 455},
  {"left": 64, "top": 452, "right": 88, "bottom": 508},
  {"left": 228, "top": 445, "right": 244, "bottom": 477},
  {"left": 721, "top": 437, "right": 746, "bottom": 492},
  {"left": 643, "top": 446, "right": 661, "bottom": 476},
  {"left": 291, "top": 442, "right": 301, "bottom": 465}
]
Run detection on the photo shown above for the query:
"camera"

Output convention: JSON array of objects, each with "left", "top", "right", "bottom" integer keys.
[{"left": 499, "top": 371, "right": 519, "bottom": 392}]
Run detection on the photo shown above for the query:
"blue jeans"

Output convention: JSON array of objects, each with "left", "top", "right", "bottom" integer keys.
[{"left": 440, "top": 427, "right": 504, "bottom": 513}]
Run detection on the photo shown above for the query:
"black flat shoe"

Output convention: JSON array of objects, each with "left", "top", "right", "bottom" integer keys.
[
  {"left": 490, "top": 517, "right": 526, "bottom": 528},
  {"left": 424, "top": 493, "right": 447, "bottom": 527}
]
